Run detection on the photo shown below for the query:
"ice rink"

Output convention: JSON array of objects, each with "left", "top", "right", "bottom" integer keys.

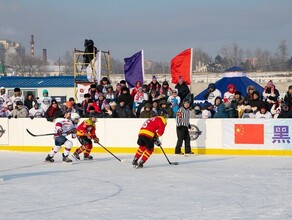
[{"left": 0, "top": 151, "right": 292, "bottom": 220}]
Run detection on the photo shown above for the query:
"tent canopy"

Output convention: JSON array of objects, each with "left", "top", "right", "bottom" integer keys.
[{"left": 194, "top": 66, "right": 263, "bottom": 101}]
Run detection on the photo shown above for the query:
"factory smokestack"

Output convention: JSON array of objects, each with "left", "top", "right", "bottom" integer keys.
[
  {"left": 30, "top": 35, "right": 35, "bottom": 58},
  {"left": 42, "top": 49, "right": 47, "bottom": 63}
]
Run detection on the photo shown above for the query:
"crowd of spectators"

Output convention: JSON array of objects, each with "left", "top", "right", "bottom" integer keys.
[{"left": 1, "top": 76, "right": 292, "bottom": 120}]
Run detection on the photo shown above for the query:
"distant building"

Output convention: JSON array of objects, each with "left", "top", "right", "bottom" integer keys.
[{"left": 0, "top": 39, "right": 25, "bottom": 57}]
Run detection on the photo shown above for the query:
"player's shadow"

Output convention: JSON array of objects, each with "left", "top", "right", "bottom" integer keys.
[
  {"left": 0, "top": 170, "right": 77, "bottom": 182},
  {"left": 149, "top": 157, "right": 234, "bottom": 168}
]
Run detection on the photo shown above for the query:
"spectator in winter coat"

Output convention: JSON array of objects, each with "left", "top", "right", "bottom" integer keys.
[
  {"left": 159, "top": 99, "right": 173, "bottom": 118},
  {"left": 88, "top": 84, "right": 99, "bottom": 102},
  {"left": 255, "top": 104, "right": 272, "bottom": 119},
  {"left": 244, "top": 85, "right": 256, "bottom": 105},
  {"left": 10, "top": 87, "right": 24, "bottom": 108},
  {"left": 116, "top": 100, "right": 132, "bottom": 118},
  {"left": 133, "top": 87, "right": 148, "bottom": 115},
  {"left": 249, "top": 91, "right": 265, "bottom": 113},
  {"left": 139, "top": 102, "right": 156, "bottom": 118},
  {"left": 104, "top": 85, "right": 115, "bottom": 104},
  {"left": 278, "top": 103, "right": 292, "bottom": 118},
  {"left": 86, "top": 99, "right": 101, "bottom": 115},
  {"left": 12, "top": 101, "right": 29, "bottom": 118},
  {"left": 223, "top": 84, "right": 236, "bottom": 103},
  {"left": 45, "top": 99, "right": 64, "bottom": 122},
  {"left": 131, "top": 81, "right": 142, "bottom": 98},
  {"left": 0, "top": 87, "right": 11, "bottom": 110},
  {"left": 109, "top": 101, "right": 119, "bottom": 118},
  {"left": 284, "top": 85, "right": 292, "bottom": 110},
  {"left": 38, "top": 89, "right": 51, "bottom": 112},
  {"left": 3, "top": 101, "right": 14, "bottom": 118},
  {"left": 213, "top": 103, "right": 229, "bottom": 118},
  {"left": 148, "top": 75, "right": 161, "bottom": 95},
  {"left": 160, "top": 80, "right": 172, "bottom": 99},
  {"left": 29, "top": 102, "right": 45, "bottom": 118},
  {"left": 175, "top": 76, "right": 190, "bottom": 106},
  {"left": 190, "top": 104, "right": 202, "bottom": 118},
  {"left": 203, "top": 83, "right": 221, "bottom": 105},
  {"left": 117, "top": 87, "right": 133, "bottom": 110},
  {"left": 262, "top": 80, "right": 280, "bottom": 110},
  {"left": 24, "top": 93, "right": 37, "bottom": 110},
  {"left": 97, "top": 77, "right": 110, "bottom": 94},
  {"left": 167, "top": 89, "right": 181, "bottom": 117},
  {"left": 229, "top": 91, "right": 245, "bottom": 118},
  {"left": 114, "top": 83, "right": 122, "bottom": 99}
]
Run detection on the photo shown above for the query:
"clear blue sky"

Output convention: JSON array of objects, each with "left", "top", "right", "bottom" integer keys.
[{"left": 0, "top": 0, "right": 291, "bottom": 62}]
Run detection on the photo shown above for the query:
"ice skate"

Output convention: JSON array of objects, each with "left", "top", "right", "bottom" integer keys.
[
  {"left": 72, "top": 151, "right": 80, "bottom": 161},
  {"left": 84, "top": 155, "right": 93, "bottom": 160},
  {"left": 132, "top": 157, "right": 138, "bottom": 167},
  {"left": 45, "top": 154, "right": 54, "bottom": 163},
  {"left": 62, "top": 153, "right": 73, "bottom": 164},
  {"left": 135, "top": 160, "right": 144, "bottom": 169}
]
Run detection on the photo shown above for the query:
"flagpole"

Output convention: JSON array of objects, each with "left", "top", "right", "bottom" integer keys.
[
  {"left": 141, "top": 49, "right": 144, "bottom": 83},
  {"left": 190, "top": 48, "right": 193, "bottom": 94}
]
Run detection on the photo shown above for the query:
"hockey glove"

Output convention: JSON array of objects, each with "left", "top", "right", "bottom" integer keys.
[
  {"left": 57, "top": 129, "right": 63, "bottom": 136},
  {"left": 154, "top": 138, "right": 161, "bottom": 147},
  {"left": 93, "top": 137, "right": 99, "bottom": 143}
]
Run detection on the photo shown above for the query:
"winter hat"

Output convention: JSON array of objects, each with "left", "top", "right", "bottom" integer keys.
[
  {"left": 208, "top": 83, "right": 216, "bottom": 90},
  {"left": 152, "top": 75, "right": 157, "bottom": 80},
  {"left": 84, "top": 93, "right": 90, "bottom": 98},
  {"left": 0, "top": 86, "right": 4, "bottom": 90},
  {"left": 183, "top": 99, "right": 191, "bottom": 104},
  {"left": 162, "top": 81, "right": 168, "bottom": 86},
  {"left": 43, "top": 89, "right": 48, "bottom": 94},
  {"left": 144, "top": 102, "right": 152, "bottom": 108},
  {"left": 266, "top": 80, "right": 274, "bottom": 87},
  {"left": 288, "top": 85, "right": 292, "bottom": 90},
  {"left": 172, "top": 89, "right": 178, "bottom": 93},
  {"left": 51, "top": 99, "right": 58, "bottom": 104},
  {"left": 90, "top": 84, "right": 96, "bottom": 89},
  {"left": 235, "top": 91, "right": 241, "bottom": 96},
  {"left": 120, "top": 80, "right": 126, "bottom": 84},
  {"left": 109, "top": 101, "right": 117, "bottom": 107}
]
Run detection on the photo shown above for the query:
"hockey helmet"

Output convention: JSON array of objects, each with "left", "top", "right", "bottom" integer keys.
[
  {"left": 71, "top": 113, "right": 80, "bottom": 124},
  {"left": 89, "top": 112, "right": 98, "bottom": 123}
]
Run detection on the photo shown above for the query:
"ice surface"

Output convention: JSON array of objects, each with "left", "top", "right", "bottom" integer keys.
[{"left": 0, "top": 152, "right": 292, "bottom": 220}]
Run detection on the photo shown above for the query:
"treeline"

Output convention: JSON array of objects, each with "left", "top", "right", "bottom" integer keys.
[{"left": 1, "top": 40, "right": 292, "bottom": 76}]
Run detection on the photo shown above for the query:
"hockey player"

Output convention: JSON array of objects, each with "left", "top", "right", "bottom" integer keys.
[
  {"left": 132, "top": 109, "right": 168, "bottom": 168},
  {"left": 45, "top": 113, "right": 80, "bottom": 163},
  {"left": 73, "top": 113, "right": 99, "bottom": 160}
]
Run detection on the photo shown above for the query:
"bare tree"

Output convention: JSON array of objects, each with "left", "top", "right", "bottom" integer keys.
[{"left": 277, "top": 40, "right": 289, "bottom": 71}]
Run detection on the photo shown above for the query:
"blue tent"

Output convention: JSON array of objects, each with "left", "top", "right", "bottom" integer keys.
[{"left": 194, "top": 66, "right": 263, "bottom": 101}]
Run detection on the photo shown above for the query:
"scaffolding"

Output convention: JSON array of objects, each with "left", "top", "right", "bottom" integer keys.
[{"left": 73, "top": 48, "right": 110, "bottom": 101}]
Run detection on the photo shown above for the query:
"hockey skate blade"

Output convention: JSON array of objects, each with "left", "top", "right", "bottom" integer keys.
[{"left": 171, "top": 162, "right": 179, "bottom": 165}]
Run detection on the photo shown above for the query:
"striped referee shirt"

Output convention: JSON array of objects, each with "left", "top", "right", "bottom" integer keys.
[{"left": 175, "top": 106, "right": 190, "bottom": 127}]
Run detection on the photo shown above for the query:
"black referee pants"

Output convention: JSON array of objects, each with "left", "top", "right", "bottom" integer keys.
[{"left": 175, "top": 126, "right": 191, "bottom": 154}]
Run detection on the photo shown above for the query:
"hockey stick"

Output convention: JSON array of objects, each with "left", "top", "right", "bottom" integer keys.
[
  {"left": 26, "top": 129, "right": 57, "bottom": 137},
  {"left": 158, "top": 145, "right": 179, "bottom": 165},
  {"left": 97, "top": 142, "right": 121, "bottom": 162},
  {"left": 26, "top": 128, "right": 76, "bottom": 137}
]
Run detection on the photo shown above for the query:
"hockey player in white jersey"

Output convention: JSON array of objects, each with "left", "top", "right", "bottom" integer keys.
[{"left": 45, "top": 113, "right": 80, "bottom": 163}]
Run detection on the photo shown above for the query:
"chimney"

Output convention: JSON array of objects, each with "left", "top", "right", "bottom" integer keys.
[
  {"left": 30, "top": 35, "right": 35, "bottom": 58},
  {"left": 42, "top": 49, "right": 47, "bottom": 63}
]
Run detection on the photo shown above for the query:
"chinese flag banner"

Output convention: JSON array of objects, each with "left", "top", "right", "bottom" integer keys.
[
  {"left": 171, "top": 48, "right": 192, "bottom": 85},
  {"left": 234, "top": 124, "right": 264, "bottom": 144}
]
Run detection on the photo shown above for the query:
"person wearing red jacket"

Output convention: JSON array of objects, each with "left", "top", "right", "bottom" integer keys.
[
  {"left": 72, "top": 113, "right": 99, "bottom": 160},
  {"left": 132, "top": 109, "right": 168, "bottom": 168}
]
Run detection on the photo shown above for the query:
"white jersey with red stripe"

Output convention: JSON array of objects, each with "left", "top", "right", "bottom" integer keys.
[{"left": 54, "top": 119, "right": 77, "bottom": 137}]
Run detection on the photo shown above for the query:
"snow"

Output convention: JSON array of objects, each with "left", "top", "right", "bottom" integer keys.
[{"left": 0, "top": 152, "right": 292, "bottom": 220}]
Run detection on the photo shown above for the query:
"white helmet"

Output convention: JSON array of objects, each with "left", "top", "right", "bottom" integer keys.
[{"left": 71, "top": 113, "right": 80, "bottom": 124}]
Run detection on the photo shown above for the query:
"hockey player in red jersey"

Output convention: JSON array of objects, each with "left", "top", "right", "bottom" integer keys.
[
  {"left": 132, "top": 109, "right": 168, "bottom": 168},
  {"left": 45, "top": 113, "right": 80, "bottom": 163},
  {"left": 72, "top": 113, "right": 99, "bottom": 160}
]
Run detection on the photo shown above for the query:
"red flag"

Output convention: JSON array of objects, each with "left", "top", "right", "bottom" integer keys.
[
  {"left": 171, "top": 48, "right": 192, "bottom": 85},
  {"left": 234, "top": 124, "right": 264, "bottom": 144}
]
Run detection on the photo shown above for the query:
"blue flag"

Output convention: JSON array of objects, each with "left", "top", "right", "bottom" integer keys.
[{"left": 124, "top": 50, "right": 144, "bottom": 88}]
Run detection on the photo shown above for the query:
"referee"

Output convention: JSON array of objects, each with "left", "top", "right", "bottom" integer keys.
[{"left": 175, "top": 99, "right": 193, "bottom": 155}]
